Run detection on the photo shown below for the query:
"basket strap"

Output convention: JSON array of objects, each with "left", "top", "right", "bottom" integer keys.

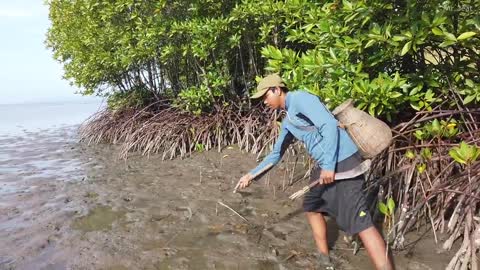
[{"left": 286, "top": 111, "right": 349, "bottom": 132}]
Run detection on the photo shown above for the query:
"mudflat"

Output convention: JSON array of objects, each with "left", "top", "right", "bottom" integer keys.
[{"left": 0, "top": 127, "right": 454, "bottom": 270}]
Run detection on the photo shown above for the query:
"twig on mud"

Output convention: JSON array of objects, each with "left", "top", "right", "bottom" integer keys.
[
  {"left": 217, "top": 200, "right": 249, "bottom": 223},
  {"left": 164, "top": 230, "right": 182, "bottom": 247},
  {"left": 176, "top": 206, "right": 193, "bottom": 221},
  {"left": 284, "top": 250, "right": 300, "bottom": 262}
]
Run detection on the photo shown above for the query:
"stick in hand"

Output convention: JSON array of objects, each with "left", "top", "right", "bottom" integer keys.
[{"left": 289, "top": 159, "right": 371, "bottom": 200}]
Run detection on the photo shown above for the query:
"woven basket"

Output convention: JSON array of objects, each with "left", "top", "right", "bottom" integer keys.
[{"left": 332, "top": 99, "right": 392, "bottom": 158}]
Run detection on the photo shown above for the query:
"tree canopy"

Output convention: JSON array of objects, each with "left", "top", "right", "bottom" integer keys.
[{"left": 47, "top": 0, "right": 479, "bottom": 117}]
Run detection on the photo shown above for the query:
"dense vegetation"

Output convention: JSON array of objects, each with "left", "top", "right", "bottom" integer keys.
[{"left": 47, "top": 0, "right": 479, "bottom": 268}]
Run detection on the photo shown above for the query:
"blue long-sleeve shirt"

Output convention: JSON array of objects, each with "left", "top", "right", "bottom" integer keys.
[{"left": 249, "top": 91, "right": 358, "bottom": 176}]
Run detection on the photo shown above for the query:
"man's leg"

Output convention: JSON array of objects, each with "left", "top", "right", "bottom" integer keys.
[
  {"left": 358, "top": 226, "right": 394, "bottom": 270},
  {"left": 306, "top": 212, "right": 329, "bottom": 255}
]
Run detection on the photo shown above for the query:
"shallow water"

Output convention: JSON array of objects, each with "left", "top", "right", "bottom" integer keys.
[
  {"left": 72, "top": 206, "right": 125, "bottom": 232},
  {"left": 0, "top": 105, "right": 455, "bottom": 269},
  {"left": 0, "top": 101, "right": 103, "bottom": 136}
]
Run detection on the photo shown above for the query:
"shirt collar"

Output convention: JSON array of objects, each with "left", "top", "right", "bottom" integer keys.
[{"left": 285, "top": 92, "right": 291, "bottom": 111}]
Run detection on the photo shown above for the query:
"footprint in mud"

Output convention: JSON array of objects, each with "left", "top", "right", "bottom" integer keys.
[{"left": 72, "top": 206, "right": 125, "bottom": 232}]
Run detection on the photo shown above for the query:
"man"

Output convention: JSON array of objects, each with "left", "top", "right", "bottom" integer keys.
[{"left": 236, "top": 74, "right": 393, "bottom": 270}]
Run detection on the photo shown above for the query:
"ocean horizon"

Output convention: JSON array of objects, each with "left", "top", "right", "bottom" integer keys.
[{"left": 0, "top": 99, "right": 105, "bottom": 136}]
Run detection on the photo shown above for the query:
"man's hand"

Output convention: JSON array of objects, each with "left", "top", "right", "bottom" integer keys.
[
  {"left": 234, "top": 173, "right": 254, "bottom": 192},
  {"left": 319, "top": 170, "right": 335, "bottom": 185}
]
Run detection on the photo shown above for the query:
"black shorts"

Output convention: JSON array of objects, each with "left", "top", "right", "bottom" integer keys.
[{"left": 303, "top": 167, "right": 373, "bottom": 235}]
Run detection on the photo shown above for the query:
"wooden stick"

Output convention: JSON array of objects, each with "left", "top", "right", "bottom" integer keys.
[
  {"left": 289, "top": 159, "right": 372, "bottom": 200},
  {"left": 217, "top": 200, "right": 249, "bottom": 223}
]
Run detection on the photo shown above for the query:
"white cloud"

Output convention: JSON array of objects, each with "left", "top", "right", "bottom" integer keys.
[{"left": 0, "top": 8, "right": 32, "bottom": 18}]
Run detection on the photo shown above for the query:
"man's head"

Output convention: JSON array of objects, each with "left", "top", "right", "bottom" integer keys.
[{"left": 251, "top": 74, "right": 288, "bottom": 110}]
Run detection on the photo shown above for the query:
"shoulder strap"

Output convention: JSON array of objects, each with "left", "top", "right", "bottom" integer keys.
[
  {"left": 285, "top": 111, "right": 317, "bottom": 131},
  {"left": 285, "top": 111, "right": 342, "bottom": 131}
]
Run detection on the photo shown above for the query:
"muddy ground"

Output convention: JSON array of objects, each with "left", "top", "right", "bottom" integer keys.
[{"left": 0, "top": 127, "right": 456, "bottom": 269}]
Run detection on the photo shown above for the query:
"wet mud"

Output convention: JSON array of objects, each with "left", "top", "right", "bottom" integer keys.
[{"left": 0, "top": 127, "right": 455, "bottom": 269}]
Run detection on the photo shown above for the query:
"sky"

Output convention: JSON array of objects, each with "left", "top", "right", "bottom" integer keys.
[{"left": 0, "top": 1, "right": 101, "bottom": 104}]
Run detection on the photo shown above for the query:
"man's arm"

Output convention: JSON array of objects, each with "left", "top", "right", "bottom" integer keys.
[
  {"left": 249, "top": 120, "right": 293, "bottom": 177},
  {"left": 234, "top": 121, "right": 293, "bottom": 191}
]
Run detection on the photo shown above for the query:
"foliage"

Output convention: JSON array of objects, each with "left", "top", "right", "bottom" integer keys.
[
  {"left": 47, "top": 0, "right": 479, "bottom": 117},
  {"left": 449, "top": 141, "right": 480, "bottom": 165},
  {"left": 194, "top": 143, "right": 206, "bottom": 153},
  {"left": 378, "top": 197, "right": 396, "bottom": 218},
  {"left": 46, "top": 0, "right": 253, "bottom": 112},
  {"left": 413, "top": 119, "right": 459, "bottom": 140},
  {"left": 175, "top": 69, "right": 229, "bottom": 115},
  {"left": 259, "top": 0, "right": 479, "bottom": 120},
  {"left": 378, "top": 197, "right": 396, "bottom": 237},
  {"left": 107, "top": 87, "right": 154, "bottom": 111}
]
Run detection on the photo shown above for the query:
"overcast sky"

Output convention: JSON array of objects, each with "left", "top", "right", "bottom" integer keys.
[{"left": 0, "top": 1, "right": 100, "bottom": 104}]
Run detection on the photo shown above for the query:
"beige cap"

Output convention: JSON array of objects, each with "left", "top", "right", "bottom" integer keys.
[{"left": 251, "top": 74, "right": 285, "bottom": 99}]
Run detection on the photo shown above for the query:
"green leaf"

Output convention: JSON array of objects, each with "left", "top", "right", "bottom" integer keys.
[
  {"left": 390, "top": 91, "right": 402, "bottom": 98},
  {"left": 345, "top": 12, "right": 359, "bottom": 23},
  {"left": 342, "top": 0, "right": 353, "bottom": 11},
  {"left": 387, "top": 198, "right": 395, "bottom": 216},
  {"left": 417, "top": 163, "right": 426, "bottom": 174},
  {"left": 410, "top": 85, "right": 422, "bottom": 95},
  {"left": 303, "top": 23, "right": 315, "bottom": 33},
  {"left": 421, "top": 147, "right": 433, "bottom": 159},
  {"left": 431, "top": 27, "right": 443, "bottom": 36},
  {"left": 405, "top": 150, "right": 416, "bottom": 159},
  {"left": 465, "top": 79, "right": 474, "bottom": 88},
  {"left": 463, "top": 94, "right": 476, "bottom": 105},
  {"left": 449, "top": 148, "right": 466, "bottom": 164},
  {"left": 365, "top": 40, "right": 376, "bottom": 48},
  {"left": 392, "top": 35, "right": 407, "bottom": 42},
  {"left": 457, "top": 32, "right": 476, "bottom": 40},
  {"left": 444, "top": 32, "right": 457, "bottom": 41},
  {"left": 432, "top": 15, "right": 447, "bottom": 26},
  {"left": 378, "top": 202, "right": 388, "bottom": 215},
  {"left": 271, "top": 47, "right": 283, "bottom": 60},
  {"left": 439, "top": 40, "right": 456, "bottom": 47},
  {"left": 473, "top": 148, "right": 480, "bottom": 162},
  {"left": 411, "top": 102, "right": 422, "bottom": 111},
  {"left": 329, "top": 47, "right": 337, "bottom": 62},
  {"left": 401, "top": 41, "right": 412, "bottom": 56}
]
